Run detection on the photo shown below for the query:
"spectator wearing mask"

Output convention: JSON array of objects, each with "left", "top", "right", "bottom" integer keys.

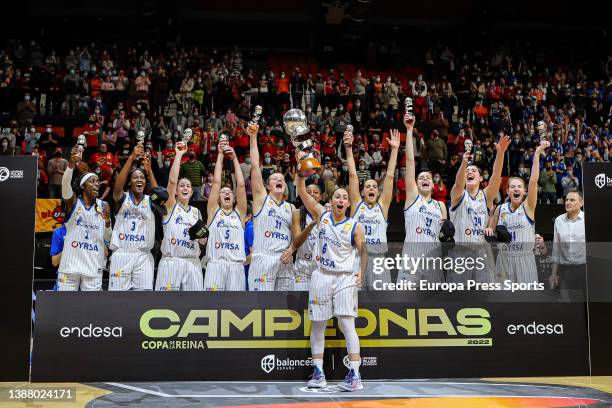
[
  {"left": 290, "top": 68, "right": 305, "bottom": 109},
  {"left": 432, "top": 173, "right": 447, "bottom": 204},
  {"left": 24, "top": 126, "right": 40, "bottom": 154},
  {"left": 431, "top": 111, "right": 450, "bottom": 140},
  {"left": 561, "top": 166, "right": 580, "bottom": 197},
  {"left": 170, "top": 110, "right": 188, "bottom": 133},
  {"left": 39, "top": 124, "right": 59, "bottom": 156},
  {"left": 135, "top": 111, "right": 152, "bottom": 139},
  {"left": 47, "top": 147, "right": 68, "bottom": 198},
  {"left": 356, "top": 158, "right": 369, "bottom": 186},
  {"left": 539, "top": 162, "right": 558, "bottom": 204},
  {"left": 83, "top": 115, "right": 101, "bottom": 151},
  {"left": 16, "top": 93, "right": 36, "bottom": 127},
  {"left": 179, "top": 148, "right": 207, "bottom": 201},
  {"left": 425, "top": 130, "right": 448, "bottom": 175},
  {"left": 320, "top": 158, "right": 338, "bottom": 199}
]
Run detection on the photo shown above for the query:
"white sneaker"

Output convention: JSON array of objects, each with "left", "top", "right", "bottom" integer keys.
[
  {"left": 337, "top": 369, "right": 363, "bottom": 391},
  {"left": 307, "top": 366, "right": 327, "bottom": 388}
]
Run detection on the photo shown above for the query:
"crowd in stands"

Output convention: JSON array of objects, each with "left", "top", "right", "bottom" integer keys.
[{"left": 1, "top": 40, "right": 611, "bottom": 206}]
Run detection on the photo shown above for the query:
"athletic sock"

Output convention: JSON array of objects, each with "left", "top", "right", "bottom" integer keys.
[
  {"left": 313, "top": 358, "right": 324, "bottom": 374},
  {"left": 349, "top": 360, "right": 361, "bottom": 376}
]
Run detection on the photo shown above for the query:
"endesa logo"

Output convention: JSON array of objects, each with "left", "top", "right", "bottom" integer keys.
[
  {"left": 507, "top": 322, "right": 564, "bottom": 335},
  {"left": 60, "top": 324, "right": 123, "bottom": 338}
]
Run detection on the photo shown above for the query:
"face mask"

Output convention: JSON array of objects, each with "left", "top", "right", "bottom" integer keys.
[
  {"left": 70, "top": 69, "right": 75, "bottom": 74},
  {"left": 2, "top": 142, "right": 8, "bottom": 148},
  {"left": 95, "top": 169, "right": 101, "bottom": 175},
  {"left": 245, "top": 158, "right": 251, "bottom": 164},
  {"left": 359, "top": 165, "right": 365, "bottom": 170},
  {"left": 400, "top": 171, "right": 406, "bottom": 176},
  {"left": 434, "top": 177, "right": 440, "bottom": 183},
  {"left": 306, "top": 108, "right": 311, "bottom": 113},
  {"left": 164, "top": 161, "right": 171, "bottom": 167},
  {"left": 264, "top": 158, "right": 271, "bottom": 164},
  {"left": 146, "top": 144, "right": 152, "bottom": 150},
  {"left": 166, "top": 144, "right": 173, "bottom": 149},
  {"left": 342, "top": 166, "right": 348, "bottom": 171},
  {"left": 177, "top": 112, "right": 182, "bottom": 116},
  {"left": 484, "top": 174, "right": 490, "bottom": 180}
]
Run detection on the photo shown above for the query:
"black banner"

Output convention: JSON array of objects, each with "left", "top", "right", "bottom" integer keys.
[
  {"left": 32, "top": 291, "right": 588, "bottom": 382},
  {"left": 0, "top": 156, "right": 37, "bottom": 381},
  {"left": 582, "top": 162, "right": 612, "bottom": 374}
]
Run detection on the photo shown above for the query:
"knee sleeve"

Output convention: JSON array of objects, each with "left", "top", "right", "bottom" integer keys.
[
  {"left": 337, "top": 315, "right": 360, "bottom": 355},
  {"left": 310, "top": 320, "right": 326, "bottom": 355}
]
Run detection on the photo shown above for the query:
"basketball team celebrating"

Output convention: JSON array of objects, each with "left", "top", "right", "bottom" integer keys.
[{"left": 56, "top": 105, "right": 550, "bottom": 391}]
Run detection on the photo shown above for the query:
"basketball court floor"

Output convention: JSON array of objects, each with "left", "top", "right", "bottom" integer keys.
[{"left": 3, "top": 377, "right": 612, "bottom": 407}]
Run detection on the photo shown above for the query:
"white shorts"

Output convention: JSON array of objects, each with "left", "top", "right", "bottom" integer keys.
[
  {"left": 249, "top": 252, "right": 294, "bottom": 291},
  {"left": 57, "top": 272, "right": 102, "bottom": 291},
  {"left": 109, "top": 249, "right": 155, "bottom": 291},
  {"left": 364, "top": 253, "right": 390, "bottom": 290},
  {"left": 308, "top": 269, "right": 359, "bottom": 322},
  {"left": 496, "top": 251, "right": 538, "bottom": 284},
  {"left": 155, "top": 257, "right": 203, "bottom": 291},
  {"left": 204, "top": 260, "right": 246, "bottom": 291},
  {"left": 293, "top": 259, "right": 317, "bottom": 291}
]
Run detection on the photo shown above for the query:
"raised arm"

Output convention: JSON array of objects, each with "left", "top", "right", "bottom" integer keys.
[
  {"left": 403, "top": 114, "right": 419, "bottom": 206},
  {"left": 165, "top": 143, "right": 188, "bottom": 211},
  {"left": 343, "top": 129, "right": 362, "bottom": 215},
  {"left": 207, "top": 147, "right": 225, "bottom": 223},
  {"left": 296, "top": 172, "right": 324, "bottom": 221},
  {"left": 526, "top": 140, "right": 549, "bottom": 218},
  {"left": 113, "top": 145, "right": 143, "bottom": 203},
  {"left": 485, "top": 135, "right": 511, "bottom": 208},
  {"left": 62, "top": 147, "right": 82, "bottom": 213},
  {"left": 247, "top": 123, "right": 266, "bottom": 206},
  {"left": 379, "top": 128, "right": 400, "bottom": 216},
  {"left": 450, "top": 151, "right": 471, "bottom": 208},
  {"left": 228, "top": 145, "right": 247, "bottom": 221},
  {"left": 143, "top": 154, "right": 158, "bottom": 189}
]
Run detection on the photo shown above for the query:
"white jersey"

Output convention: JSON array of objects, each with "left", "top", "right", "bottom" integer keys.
[
  {"left": 110, "top": 193, "right": 155, "bottom": 251},
  {"left": 450, "top": 190, "right": 489, "bottom": 243},
  {"left": 497, "top": 202, "right": 535, "bottom": 254},
  {"left": 206, "top": 207, "right": 246, "bottom": 263},
  {"left": 252, "top": 195, "right": 292, "bottom": 254},
  {"left": 296, "top": 211, "right": 318, "bottom": 263},
  {"left": 404, "top": 195, "right": 444, "bottom": 243},
  {"left": 59, "top": 198, "right": 106, "bottom": 277},
  {"left": 161, "top": 203, "right": 202, "bottom": 259},
  {"left": 317, "top": 211, "right": 358, "bottom": 274},
  {"left": 354, "top": 201, "right": 388, "bottom": 254}
]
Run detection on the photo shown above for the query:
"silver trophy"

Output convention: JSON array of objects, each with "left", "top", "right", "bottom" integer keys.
[
  {"left": 344, "top": 124, "right": 354, "bottom": 146},
  {"left": 181, "top": 128, "right": 193, "bottom": 145},
  {"left": 405, "top": 97, "right": 414, "bottom": 119},
  {"left": 136, "top": 130, "right": 146, "bottom": 146},
  {"left": 537, "top": 121, "right": 547, "bottom": 141},
  {"left": 464, "top": 138, "right": 473, "bottom": 165},
  {"left": 249, "top": 105, "right": 263, "bottom": 127},
  {"left": 283, "top": 108, "right": 320, "bottom": 177},
  {"left": 76, "top": 134, "right": 86, "bottom": 152}
]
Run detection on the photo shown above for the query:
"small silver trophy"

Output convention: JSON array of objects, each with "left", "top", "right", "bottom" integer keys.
[
  {"left": 181, "top": 128, "right": 193, "bottom": 145},
  {"left": 464, "top": 138, "right": 473, "bottom": 165},
  {"left": 136, "top": 130, "right": 146, "bottom": 146},
  {"left": 537, "top": 121, "right": 547, "bottom": 141},
  {"left": 344, "top": 124, "right": 354, "bottom": 146},
  {"left": 249, "top": 105, "right": 263, "bottom": 127},
  {"left": 405, "top": 97, "right": 414, "bottom": 120},
  {"left": 76, "top": 134, "right": 86, "bottom": 153}
]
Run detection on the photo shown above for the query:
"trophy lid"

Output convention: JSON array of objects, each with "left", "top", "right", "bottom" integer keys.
[{"left": 283, "top": 109, "right": 309, "bottom": 138}]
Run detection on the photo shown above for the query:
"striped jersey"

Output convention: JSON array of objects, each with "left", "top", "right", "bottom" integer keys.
[
  {"left": 450, "top": 190, "right": 489, "bottom": 243},
  {"left": 354, "top": 201, "right": 388, "bottom": 254},
  {"left": 404, "top": 195, "right": 444, "bottom": 243},
  {"left": 252, "top": 195, "right": 293, "bottom": 254},
  {"left": 497, "top": 202, "right": 535, "bottom": 253},
  {"left": 59, "top": 198, "right": 106, "bottom": 277},
  {"left": 317, "top": 211, "right": 358, "bottom": 273},
  {"left": 296, "top": 211, "right": 318, "bottom": 263},
  {"left": 206, "top": 207, "right": 246, "bottom": 263},
  {"left": 161, "top": 203, "right": 202, "bottom": 258},
  {"left": 110, "top": 193, "right": 155, "bottom": 251}
]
